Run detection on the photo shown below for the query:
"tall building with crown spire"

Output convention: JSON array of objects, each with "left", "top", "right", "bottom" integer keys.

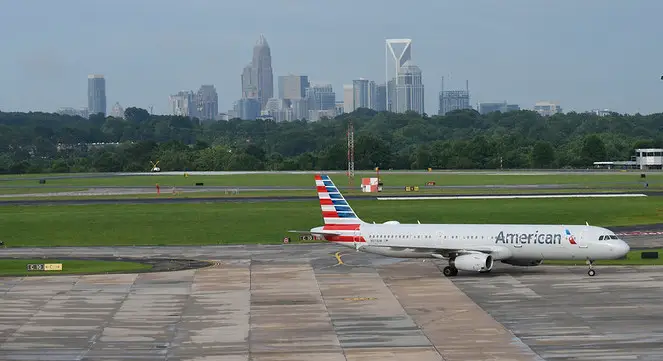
[{"left": 241, "top": 35, "right": 274, "bottom": 110}]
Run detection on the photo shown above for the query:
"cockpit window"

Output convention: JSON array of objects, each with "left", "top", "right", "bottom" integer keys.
[{"left": 600, "top": 235, "right": 618, "bottom": 240}]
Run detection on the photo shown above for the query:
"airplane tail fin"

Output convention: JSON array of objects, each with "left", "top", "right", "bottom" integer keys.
[{"left": 315, "top": 174, "right": 366, "bottom": 225}]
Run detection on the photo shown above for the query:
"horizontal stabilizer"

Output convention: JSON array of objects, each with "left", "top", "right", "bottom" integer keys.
[{"left": 288, "top": 230, "right": 342, "bottom": 236}]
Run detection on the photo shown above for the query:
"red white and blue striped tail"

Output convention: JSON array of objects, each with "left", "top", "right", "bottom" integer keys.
[{"left": 315, "top": 174, "right": 365, "bottom": 225}]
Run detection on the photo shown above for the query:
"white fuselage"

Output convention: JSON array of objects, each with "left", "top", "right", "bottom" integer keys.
[{"left": 316, "top": 223, "right": 629, "bottom": 261}]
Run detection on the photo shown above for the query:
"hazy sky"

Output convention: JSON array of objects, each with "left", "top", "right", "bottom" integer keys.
[{"left": 1, "top": 0, "right": 662, "bottom": 116}]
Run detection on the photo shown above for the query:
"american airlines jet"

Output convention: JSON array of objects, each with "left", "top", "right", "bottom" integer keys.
[{"left": 291, "top": 174, "right": 631, "bottom": 277}]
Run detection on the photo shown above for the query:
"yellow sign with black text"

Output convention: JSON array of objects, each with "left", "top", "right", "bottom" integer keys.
[
  {"left": 27, "top": 263, "right": 62, "bottom": 271},
  {"left": 44, "top": 263, "right": 62, "bottom": 271}
]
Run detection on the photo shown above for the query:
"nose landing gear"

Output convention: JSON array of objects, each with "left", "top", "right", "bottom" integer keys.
[{"left": 587, "top": 259, "right": 595, "bottom": 276}]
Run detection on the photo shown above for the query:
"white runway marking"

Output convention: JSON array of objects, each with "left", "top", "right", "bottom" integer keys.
[{"left": 377, "top": 193, "right": 648, "bottom": 201}]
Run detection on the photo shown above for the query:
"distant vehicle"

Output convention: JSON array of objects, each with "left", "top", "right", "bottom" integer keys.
[
  {"left": 150, "top": 160, "right": 161, "bottom": 172},
  {"left": 290, "top": 174, "right": 630, "bottom": 277}
]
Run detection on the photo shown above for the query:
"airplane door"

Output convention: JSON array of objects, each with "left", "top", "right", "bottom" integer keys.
[
  {"left": 436, "top": 231, "right": 444, "bottom": 246},
  {"left": 578, "top": 228, "right": 588, "bottom": 249}
]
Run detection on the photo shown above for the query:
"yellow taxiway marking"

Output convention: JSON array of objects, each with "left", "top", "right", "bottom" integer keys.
[{"left": 334, "top": 252, "right": 344, "bottom": 265}]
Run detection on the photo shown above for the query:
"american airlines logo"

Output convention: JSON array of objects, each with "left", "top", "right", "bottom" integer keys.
[{"left": 495, "top": 231, "right": 563, "bottom": 245}]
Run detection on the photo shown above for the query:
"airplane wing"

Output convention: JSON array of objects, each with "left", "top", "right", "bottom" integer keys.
[{"left": 429, "top": 245, "right": 512, "bottom": 260}]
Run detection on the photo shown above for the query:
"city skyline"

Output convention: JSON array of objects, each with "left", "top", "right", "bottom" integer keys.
[{"left": 1, "top": 0, "right": 662, "bottom": 116}]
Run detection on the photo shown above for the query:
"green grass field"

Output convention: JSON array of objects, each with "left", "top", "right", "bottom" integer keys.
[
  {"left": 0, "top": 187, "right": 87, "bottom": 195},
  {"left": 0, "top": 259, "right": 152, "bottom": 276},
  {"left": 0, "top": 171, "right": 659, "bottom": 188},
  {"left": 0, "top": 186, "right": 650, "bottom": 201},
  {"left": 545, "top": 249, "right": 663, "bottom": 266},
  {"left": 0, "top": 197, "right": 660, "bottom": 247}
]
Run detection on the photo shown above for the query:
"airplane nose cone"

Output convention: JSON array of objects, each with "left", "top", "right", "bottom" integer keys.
[{"left": 618, "top": 241, "right": 630, "bottom": 256}]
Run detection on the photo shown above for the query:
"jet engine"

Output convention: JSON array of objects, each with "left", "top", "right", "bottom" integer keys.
[
  {"left": 453, "top": 253, "right": 493, "bottom": 272},
  {"left": 383, "top": 221, "right": 400, "bottom": 224},
  {"left": 501, "top": 259, "right": 543, "bottom": 267}
]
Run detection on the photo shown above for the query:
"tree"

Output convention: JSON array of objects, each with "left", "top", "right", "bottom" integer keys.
[
  {"left": 581, "top": 134, "right": 607, "bottom": 164},
  {"left": 531, "top": 141, "right": 555, "bottom": 168},
  {"left": 1, "top": 108, "right": 663, "bottom": 173}
]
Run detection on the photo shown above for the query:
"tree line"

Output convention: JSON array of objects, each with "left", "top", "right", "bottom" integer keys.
[{"left": 0, "top": 107, "right": 662, "bottom": 174}]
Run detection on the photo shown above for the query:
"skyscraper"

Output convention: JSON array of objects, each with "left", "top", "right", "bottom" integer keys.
[
  {"left": 278, "top": 75, "right": 309, "bottom": 104},
  {"left": 169, "top": 91, "right": 197, "bottom": 117},
  {"left": 306, "top": 83, "right": 336, "bottom": 120},
  {"left": 241, "top": 63, "right": 257, "bottom": 99},
  {"left": 252, "top": 34, "right": 274, "bottom": 110},
  {"left": 343, "top": 84, "right": 353, "bottom": 113},
  {"left": 395, "top": 60, "right": 425, "bottom": 114},
  {"left": 352, "top": 78, "right": 370, "bottom": 110},
  {"left": 111, "top": 102, "right": 125, "bottom": 118},
  {"left": 375, "top": 84, "right": 387, "bottom": 111},
  {"left": 385, "top": 39, "right": 412, "bottom": 110},
  {"left": 438, "top": 77, "right": 471, "bottom": 115},
  {"left": 87, "top": 74, "right": 106, "bottom": 116},
  {"left": 196, "top": 85, "right": 219, "bottom": 121}
]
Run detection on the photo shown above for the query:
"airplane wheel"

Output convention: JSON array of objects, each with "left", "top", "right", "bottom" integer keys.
[
  {"left": 443, "top": 266, "right": 457, "bottom": 277},
  {"left": 588, "top": 269, "right": 596, "bottom": 277}
]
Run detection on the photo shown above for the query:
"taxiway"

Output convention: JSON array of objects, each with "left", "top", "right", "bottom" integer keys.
[{"left": 1, "top": 237, "right": 663, "bottom": 360}]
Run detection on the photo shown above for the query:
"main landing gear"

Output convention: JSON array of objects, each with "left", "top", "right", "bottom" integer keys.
[
  {"left": 442, "top": 256, "right": 458, "bottom": 277},
  {"left": 587, "top": 259, "right": 596, "bottom": 277},
  {"left": 443, "top": 265, "right": 458, "bottom": 277}
]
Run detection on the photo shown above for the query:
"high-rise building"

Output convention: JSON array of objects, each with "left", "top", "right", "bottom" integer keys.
[
  {"left": 438, "top": 77, "right": 471, "bottom": 115},
  {"left": 387, "top": 79, "right": 396, "bottom": 112},
  {"left": 235, "top": 98, "right": 261, "bottom": 120},
  {"left": 169, "top": 91, "right": 197, "bottom": 117},
  {"left": 278, "top": 75, "right": 309, "bottom": 102},
  {"left": 534, "top": 101, "right": 562, "bottom": 116},
  {"left": 87, "top": 74, "right": 106, "bottom": 116},
  {"left": 290, "top": 98, "right": 308, "bottom": 120},
  {"left": 394, "top": 60, "right": 424, "bottom": 114},
  {"left": 385, "top": 39, "right": 412, "bottom": 111},
  {"left": 374, "top": 84, "right": 387, "bottom": 111},
  {"left": 196, "top": 85, "right": 218, "bottom": 121},
  {"left": 335, "top": 101, "right": 345, "bottom": 116},
  {"left": 252, "top": 35, "right": 273, "bottom": 109},
  {"left": 111, "top": 102, "right": 125, "bottom": 118},
  {"left": 342, "top": 84, "right": 353, "bottom": 113},
  {"left": 306, "top": 84, "right": 336, "bottom": 112},
  {"left": 352, "top": 78, "right": 370, "bottom": 110},
  {"left": 241, "top": 63, "right": 257, "bottom": 99}
]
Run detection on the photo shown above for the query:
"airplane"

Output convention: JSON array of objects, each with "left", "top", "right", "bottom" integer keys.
[{"left": 289, "top": 174, "right": 631, "bottom": 277}]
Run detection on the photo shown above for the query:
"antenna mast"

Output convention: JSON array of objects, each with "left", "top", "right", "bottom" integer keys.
[{"left": 347, "top": 119, "right": 355, "bottom": 186}]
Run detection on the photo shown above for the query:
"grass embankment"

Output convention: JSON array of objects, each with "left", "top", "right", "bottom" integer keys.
[
  {"left": 0, "top": 171, "right": 659, "bottom": 188},
  {"left": 0, "top": 197, "right": 660, "bottom": 247},
  {"left": 0, "top": 259, "right": 152, "bottom": 277},
  {"left": 545, "top": 249, "right": 663, "bottom": 266}
]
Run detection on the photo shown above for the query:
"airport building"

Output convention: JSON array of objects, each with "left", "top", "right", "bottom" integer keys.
[{"left": 593, "top": 148, "right": 663, "bottom": 170}]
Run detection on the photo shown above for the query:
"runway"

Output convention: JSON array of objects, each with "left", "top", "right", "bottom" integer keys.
[
  {"left": 0, "top": 169, "right": 653, "bottom": 183},
  {"left": 1, "top": 238, "right": 663, "bottom": 360},
  {"left": 0, "top": 190, "right": 661, "bottom": 206}
]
